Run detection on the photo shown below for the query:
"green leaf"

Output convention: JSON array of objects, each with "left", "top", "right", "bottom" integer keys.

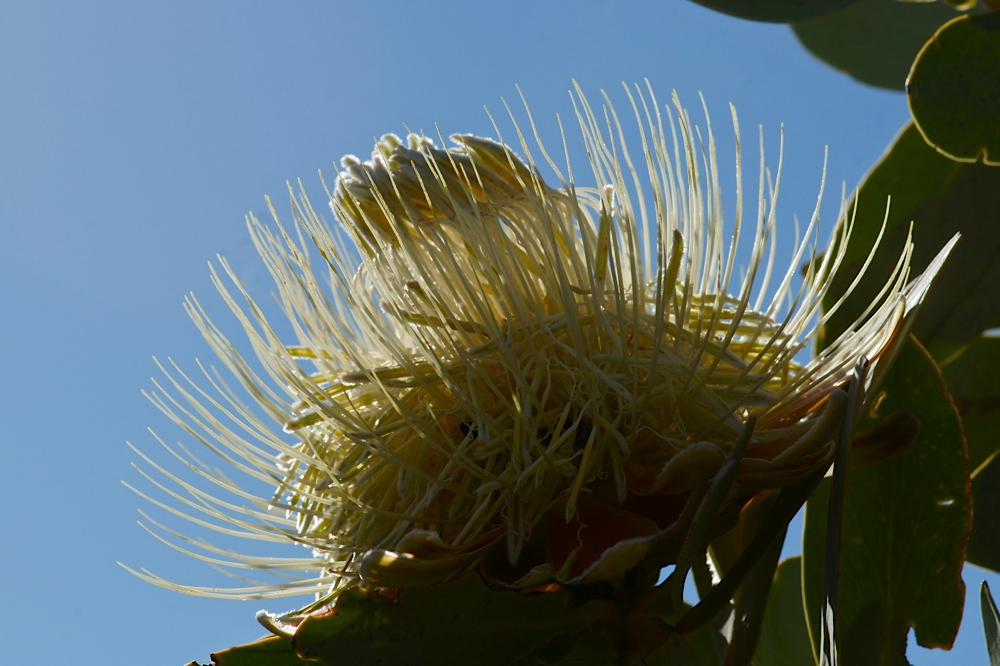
[
  {"left": 941, "top": 335, "right": 1000, "bottom": 472},
  {"left": 802, "top": 338, "right": 970, "bottom": 663},
  {"left": 818, "top": 122, "right": 1000, "bottom": 361},
  {"left": 290, "top": 576, "right": 615, "bottom": 666},
  {"left": 982, "top": 582, "right": 1000, "bottom": 666},
  {"left": 792, "top": 0, "right": 960, "bottom": 90},
  {"left": 816, "top": 360, "right": 868, "bottom": 666},
  {"left": 968, "top": 454, "right": 1000, "bottom": 572},
  {"left": 820, "top": 120, "right": 1000, "bottom": 576},
  {"left": 726, "top": 519, "right": 786, "bottom": 664},
  {"left": 646, "top": 632, "right": 720, "bottom": 666},
  {"left": 946, "top": 337, "right": 1000, "bottom": 572},
  {"left": 688, "top": 0, "right": 860, "bottom": 24},
  {"left": 907, "top": 13, "right": 1000, "bottom": 165},
  {"left": 754, "top": 557, "right": 817, "bottom": 666},
  {"left": 533, "top": 626, "right": 622, "bottom": 664}
]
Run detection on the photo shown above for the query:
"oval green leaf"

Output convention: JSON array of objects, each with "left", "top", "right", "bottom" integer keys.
[
  {"left": 793, "top": 0, "right": 960, "bottom": 90},
  {"left": 689, "top": 0, "right": 859, "bottom": 23},
  {"left": 908, "top": 13, "right": 1000, "bottom": 165},
  {"left": 802, "top": 338, "right": 970, "bottom": 660}
]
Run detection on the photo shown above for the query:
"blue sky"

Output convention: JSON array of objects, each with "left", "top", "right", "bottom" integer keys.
[{"left": 0, "top": 1, "right": 991, "bottom": 663}]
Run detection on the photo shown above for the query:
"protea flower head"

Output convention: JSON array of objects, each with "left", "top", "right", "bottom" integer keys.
[{"left": 125, "top": 82, "right": 955, "bottom": 621}]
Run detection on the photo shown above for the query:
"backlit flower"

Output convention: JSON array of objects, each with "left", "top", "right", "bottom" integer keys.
[{"left": 124, "top": 83, "right": 955, "bottom": 621}]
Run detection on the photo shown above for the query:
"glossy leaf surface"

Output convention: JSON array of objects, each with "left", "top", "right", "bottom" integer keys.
[
  {"left": 908, "top": 13, "right": 1000, "bottom": 165},
  {"left": 802, "top": 338, "right": 970, "bottom": 663}
]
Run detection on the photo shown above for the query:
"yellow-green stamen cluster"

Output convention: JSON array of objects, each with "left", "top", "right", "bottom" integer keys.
[{"left": 124, "top": 83, "right": 952, "bottom": 618}]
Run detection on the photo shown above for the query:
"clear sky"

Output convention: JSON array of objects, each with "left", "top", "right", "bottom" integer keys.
[{"left": 1, "top": 1, "right": 991, "bottom": 664}]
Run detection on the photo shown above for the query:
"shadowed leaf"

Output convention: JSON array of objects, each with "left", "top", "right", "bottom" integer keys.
[
  {"left": 802, "top": 338, "right": 970, "bottom": 663},
  {"left": 645, "top": 629, "right": 721, "bottom": 666},
  {"left": 291, "top": 576, "right": 614, "bottom": 665},
  {"left": 721, "top": 504, "right": 787, "bottom": 664},
  {"left": 689, "top": 0, "right": 860, "bottom": 23},
  {"left": 203, "top": 576, "right": 615, "bottom": 665},
  {"left": 821, "top": 121, "right": 1000, "bottom": 577},
  {"left": 793, "top": 0, "right": 959, "bottom": 90},
  {"left": 943, "top": 336, "right": 1000, "bottom": 572},
  {"left": 941, "top": 336, "right": 1000, "bottom": 472},
  {"left": 968, "top": 455, "right": 1000, "bottom": 573},
  {"left": 755, "top": 557, "right": 816, "bottom": 666},
  {"left": 907, "top": 13, "right": 1000, "bottom": 165},
  {"left": 818, "top": 123, "right": 1000, "bottom": 362},
  {"left": 846, "top": 412, "right": 919, "bottom": 469}
]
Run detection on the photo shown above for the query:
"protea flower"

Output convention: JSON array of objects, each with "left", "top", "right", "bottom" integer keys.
[{"left": 124, "top": 82, "right": 954, "bottom": 622}]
